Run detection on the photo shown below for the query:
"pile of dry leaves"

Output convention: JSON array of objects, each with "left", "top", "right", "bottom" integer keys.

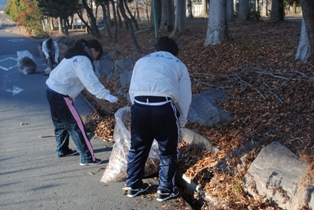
[{"left": 82, "top": 17, "right": 313, "bottom": 209}]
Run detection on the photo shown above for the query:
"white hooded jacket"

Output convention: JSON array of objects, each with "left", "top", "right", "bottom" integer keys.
[
  {"left": 129, "top": 51, "right": 192, "bottom": 127},
  {"left": 46, "top": 55, "right": 110, "bottom": 100}
]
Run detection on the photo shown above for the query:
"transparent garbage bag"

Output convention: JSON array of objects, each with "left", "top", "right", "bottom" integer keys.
[
  {"left": 17, "top": 50, "right": 37, "bottom": 75},
  {"left": 100, "top": 106, "right": 160, "bottom": 183}
]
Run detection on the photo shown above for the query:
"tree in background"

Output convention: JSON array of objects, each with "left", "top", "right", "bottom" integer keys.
[
  {"left": 79, "top": 0, "right": 102, "bottom": 38},
  {"left": 199, "top": 0, "right": 209, "bottom": 17},
  {"left": 159, "top": 0, "right": 174, "bottom": 32},
  {"left": 238, "top": 0, "right": 250, "bottom": 21},
  {"left": 269, "top": 0, "right": 285, "bottom": 22},
  {"left": 204, "top": 0, "right": 229, "bottom": 46},
  {"left": 117, "top": 0, "right": 142, "bottom": 53},
  {"left": 5, "top": 0, "right": 44, "bottom": 36},
  {"left": 296, "top": 0, "right": 314, "bottom": 62},
  {"left": 38, "top": 0, "right": 79, "bottom": 35},
  {"left": 96, "top": 0, "right": 113, "bottom": 39},
  {"left": 170, "top": 0, "right": 186, "bottom": 38},
  {"left": 226, "top": 0, "right": 235, "bottom": 21}
]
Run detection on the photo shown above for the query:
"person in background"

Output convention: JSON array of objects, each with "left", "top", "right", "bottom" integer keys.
[
  {"left": 126, "top": 36, "right": 192, "bottom": 201},
  {"left": 46, "top": 39, "right": 118, "bottom": 166},
  {"left": 42, "top": 38, "right": 59, "bottom": 74}
]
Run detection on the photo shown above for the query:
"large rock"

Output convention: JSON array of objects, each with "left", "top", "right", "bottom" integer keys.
[
  {"left": 243, "top": 141, "right": 312, "bottom": 209},
  {"left": 187, "top": 90, "right": 235, "bottom": 127}
]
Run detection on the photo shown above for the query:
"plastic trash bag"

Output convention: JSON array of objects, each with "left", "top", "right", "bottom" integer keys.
[
  {"left": 17, "top": 50, "right": 37, "bottom": 75},
  {"left": 100, "top": 106, "right": 160, "bottom": 183}
]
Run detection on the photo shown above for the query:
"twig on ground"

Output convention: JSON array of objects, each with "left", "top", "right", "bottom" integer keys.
[
  {"left": 233, "top": 73, "right": 267, "bottom": 100},
  {"left": 194, "top": 79, "right": 231, "bottom": 89}
]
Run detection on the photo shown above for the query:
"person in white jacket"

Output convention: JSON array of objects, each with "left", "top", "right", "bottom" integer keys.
[
  {"left": 126, "top": 36, "right": 192, "bottom": 201},
  {"left": 42, "top": 38, "right": 59, "bottom": 74},
  {"left": 46, "top": 39, "right": 118, "bottom": 166}
]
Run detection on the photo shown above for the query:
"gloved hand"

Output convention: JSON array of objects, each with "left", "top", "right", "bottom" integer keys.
[{"left": 104, "top": 94, "right": 118, "bottom": 103}]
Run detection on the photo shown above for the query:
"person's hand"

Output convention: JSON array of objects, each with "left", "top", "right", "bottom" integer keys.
[
  {"left": 104, "top": 94, "right": 118, "bottom": 103},
  {"left": 55, "top": 59, "right": 58, "bottom": 64}
]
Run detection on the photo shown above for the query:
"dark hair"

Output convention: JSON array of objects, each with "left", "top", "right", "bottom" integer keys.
[
  {"left": 67, "top": 39, "right": 103, "bottom": 60},
  {"left": 154, "top": 36, "right": 179, "bottom": 56}
]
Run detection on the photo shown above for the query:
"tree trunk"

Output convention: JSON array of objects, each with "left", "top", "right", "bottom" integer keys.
[
  {"left": 109, "top": 0, "right": 118, "bottom": 43},
  {"left": 170, "top": 0, "right": 186, "bottom": 38},
  {"left": 81, "top": 0, "right": 102, "bottom": 39},
  {"left": 238, "top": 0, "right": 250, "bottom": 21},
  {"left": 100, "top": 3, "right": 112, "bottom": 39},
  {"left": 295, "top": 18, "right": 312, "bottom": 63},
  {"left": 124, "top": 0, "right": 139, "bottom": 30},
  {"left": 187, "top": 0, "right": 193, "bottom": 18},
  {"left": 117, "top": 0, "right": 142, "bottom": 53},
  {"left": 299, "top": 0, "right": 314, "bottom": 57},
  {"left": 269, "top": 0, "right": 284, "bottom": 22},
  {"left": 204, "top": 0, "right": 229, "bottom": 46},
  {"left": 226, "top": 0, "right": 234, "bottom": 21},
  {"left": 159, "top": 0, "right": 174, "bottom": 32},
  {"left": 199, "top": 0, "right": 208, "bottom": 17},
  {"left": 116, "top": 3, "right": 123, "bottom": 28}
]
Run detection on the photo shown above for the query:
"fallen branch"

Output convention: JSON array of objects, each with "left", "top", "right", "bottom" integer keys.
[
  {"left": 39, "top": 134, "right": 55, "bottom": 138},
  {"left": 293, "top": 70, "right": 314, "bottom": 81},
  {"left": 194, "top": 79, "right": 231, "bottom": 89},
  {"left": 233, "top": 73, "right": 267, "bottom": 100}
]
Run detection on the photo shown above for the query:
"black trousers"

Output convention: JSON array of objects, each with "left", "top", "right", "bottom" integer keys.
[
  {"left": 46, "top": 89, "right": 96, "bottom": 163},
  {"left": 126, "top": 100, "right": 180, "bottom": 193}
]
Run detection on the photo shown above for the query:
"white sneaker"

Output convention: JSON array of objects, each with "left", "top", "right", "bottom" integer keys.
[{"left": 45, "top": 68, "right": 52, "bottom": 74}]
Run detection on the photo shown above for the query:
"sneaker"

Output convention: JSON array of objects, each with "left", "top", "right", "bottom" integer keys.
[
  {"left": 156, "top": 187, "right": 180, "bottom": 202},
  {"left": 79, "top": 158, "right": 102, "bottom": 166},
  {"left": 57, "top": 149, "right": 79, "bottom": 158},
  {"left": 45, "top": 68, "right": 52, "bottom": 74},
  {"left": 127, "top": 183, "right": 149, "bottom": 197}
]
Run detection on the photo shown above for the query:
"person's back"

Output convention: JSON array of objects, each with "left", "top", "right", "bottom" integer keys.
[{"left": 42, "top": 38, "right": 59, "bottom": 74}]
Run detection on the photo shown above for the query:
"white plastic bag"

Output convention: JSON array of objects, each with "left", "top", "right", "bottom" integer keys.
[
  {"left": 100, "top": 106, "right": 160, "bottom": 183},
  {"left": 17, "top": 50, "right": 37, "bottom": 75}
]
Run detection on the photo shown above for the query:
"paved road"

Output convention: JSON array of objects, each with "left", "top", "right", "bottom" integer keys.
[{"left": 0, "top": 28, "right": 191, "bottom": 210}]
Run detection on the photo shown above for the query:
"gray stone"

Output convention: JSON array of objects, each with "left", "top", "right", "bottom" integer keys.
[
  {"left": 187, "top": 90, "right": 235, "bottom": 127},
  {"left": 243, "top": 141, "right": 311, "bottom": 209},
  {"left": 120, "top": 70, "right": 133, "bottom": 88},
  {"left": 181, "top": 128, "right": 218, "bottom": 154},
  {"left": 104, "top": 50, "right": 119, "bottom": 58},
  {"left": 94, "top": 56, "right": 114, "bottom": 77},
  {"left": 107, "top": 57, "right": 135, "bottom": 82}
]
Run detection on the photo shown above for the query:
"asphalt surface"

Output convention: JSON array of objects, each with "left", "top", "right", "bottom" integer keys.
[{"left": 0, "top": 28, "right": 192, "bottom": 210}]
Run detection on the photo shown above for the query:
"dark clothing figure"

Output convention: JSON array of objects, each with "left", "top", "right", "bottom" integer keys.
[
  {"left": 126, "top": 36, "right": 192, "bottom": 201},
  {"left": 42, "top": 38, "right": 59, "bottom": 74}
]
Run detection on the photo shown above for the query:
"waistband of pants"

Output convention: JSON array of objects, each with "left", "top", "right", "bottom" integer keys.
[
  {"left": 134, "top": 96, "right": 171, "bottom": 103},
  {"left": 47, "top": 87, "right": 68, "bottom": 97}
]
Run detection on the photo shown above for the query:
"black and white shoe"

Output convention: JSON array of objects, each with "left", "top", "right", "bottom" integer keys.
[
  {"left": 127, "top": 183, "right": 149, "bottom": 197},
  {"left": 156, "top": 187, "right": 179, "bottom": 202},
  {"left": 58, "top": 149, "right": 79, "bottom": 158}
]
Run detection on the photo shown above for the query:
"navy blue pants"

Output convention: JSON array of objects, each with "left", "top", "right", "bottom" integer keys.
[
  {"left": 46, "top": 88, "right": 96, "bottom": 163},
  {"left": 126, "top": 100, "right": 180, "bottom": 193}
]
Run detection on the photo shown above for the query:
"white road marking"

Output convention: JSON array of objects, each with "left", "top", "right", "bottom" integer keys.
[
  {"left": 7, "top": 39, "right": 25, "bottom": 42},
  {"left": 0, "top": 57, "right": 17, "bottom": 62},
  {"left": 0, "top": 57, "right": 18, "bottom": 71},
  {"left": 6, "top": 85, "right": 24, "bottom": 95}
]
